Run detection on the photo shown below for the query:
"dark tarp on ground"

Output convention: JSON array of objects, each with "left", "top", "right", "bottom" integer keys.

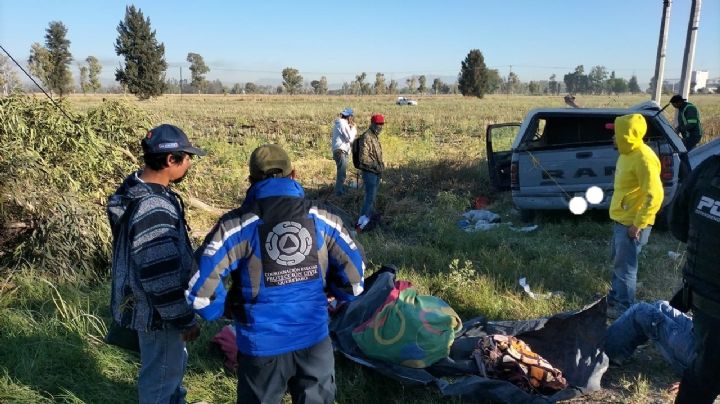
[{"left": 330, "top": 267, "right": 609, "bottom": 404}]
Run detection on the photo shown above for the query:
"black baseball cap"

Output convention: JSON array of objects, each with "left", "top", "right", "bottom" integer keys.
[
  {"left": 670, "top": 94, "right": 686, "bottom": 104},
  {"left": 142, "top": 124, "right": 206, "bottom": 156}
]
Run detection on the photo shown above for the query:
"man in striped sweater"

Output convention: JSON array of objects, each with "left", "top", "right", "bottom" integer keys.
[
  {"left": 187, "top": 144, "right": 365, "bottom": 404},
  {"left": 108, "top": 124, "right": 205, "bottom": 404}
]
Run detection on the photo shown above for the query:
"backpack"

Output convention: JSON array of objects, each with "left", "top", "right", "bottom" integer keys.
[
  {"left": 351, "top": 134, "right": 363, "bottom": 169},
  {"left": 351, "top": 280, "right": 463, "bottom": 368}
]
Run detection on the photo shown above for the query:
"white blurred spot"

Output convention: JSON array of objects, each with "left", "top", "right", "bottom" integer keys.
[
  {"left": 569, "top": 197, "right": 588, "bottom": 215},
  {"left": 585, "top": 186, "right": 604, "bottom": 205}
]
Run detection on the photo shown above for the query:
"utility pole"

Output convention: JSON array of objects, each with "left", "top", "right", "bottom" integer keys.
[
  {"left": 679, "top": 0, "right": 701, "bottom": 98},
  {"left": 179, "top": 66, "right": 183, "bottom": 98},
  {"left": 652, "top": 0, "right": 672, "bottom": 103}
]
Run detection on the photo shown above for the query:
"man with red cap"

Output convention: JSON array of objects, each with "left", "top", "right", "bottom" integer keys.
[{"left": 355, "top": 113, "right": 385, "bottom": 231}]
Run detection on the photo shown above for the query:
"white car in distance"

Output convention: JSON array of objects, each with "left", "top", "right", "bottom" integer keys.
[{"left": 396, "top": 96, "right": 418, "bottom": 106}]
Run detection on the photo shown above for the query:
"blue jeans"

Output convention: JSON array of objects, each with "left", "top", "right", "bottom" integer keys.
[
  {"left": 333, "top": 150, "right": 348, "bottom": 196},
  {"left": 605, "top": 301, "right": 694, "bottom": 376},
  {"left": 138, "top": 327, "right": 188, "bottom": 404},
  {"left": 361, "top": 171, "right": 380, "bottom": 217},
  {"left": 608, "top": 223, "right": 651, "bottom": 309}
]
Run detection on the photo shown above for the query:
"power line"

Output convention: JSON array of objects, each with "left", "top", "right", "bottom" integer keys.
[{"left": 0, "top": 42, "right": 77, "bottom": 123}]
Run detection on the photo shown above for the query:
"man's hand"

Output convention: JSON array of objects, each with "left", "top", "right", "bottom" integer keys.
[
  {"left": 182, "top": 323, "right": 201, "bottom": 342},
  {"left": 627, "top": 225, "right": 641, "bottom": 240}
]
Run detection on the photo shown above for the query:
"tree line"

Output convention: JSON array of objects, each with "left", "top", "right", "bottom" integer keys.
[{"left": 2, "top": 6, "right": 699, "bottom": 99}]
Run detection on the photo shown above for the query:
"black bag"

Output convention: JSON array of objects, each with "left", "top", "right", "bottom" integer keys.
[
  {"left": 351, "top": 134, "right": 363, "bottom": 169},
  {"left": 105, "top": 321, "right": 140, "bottom": 353}
]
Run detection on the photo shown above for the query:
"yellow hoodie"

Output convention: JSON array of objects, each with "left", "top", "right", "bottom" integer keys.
[{"left": 609, "top": 114, "right": 664, "bottom": 228}]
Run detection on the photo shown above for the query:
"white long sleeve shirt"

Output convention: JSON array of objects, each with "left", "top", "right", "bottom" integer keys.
[{"left": 331, "top": 117, "right": 357, "bottom": 153}]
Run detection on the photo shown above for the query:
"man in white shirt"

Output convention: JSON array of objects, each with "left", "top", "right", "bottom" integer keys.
[{"left": 331, "top": 107, "right": 356, "bottom": 196}]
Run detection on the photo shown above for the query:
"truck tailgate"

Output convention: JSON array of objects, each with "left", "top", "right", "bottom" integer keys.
[{"left": 517, "top": 145, "right": 618, "bottom": 195}]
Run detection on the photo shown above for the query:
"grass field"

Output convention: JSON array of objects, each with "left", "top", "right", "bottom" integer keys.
[{"left": 1, "top": 93, "right": 719, "bottom": 403}]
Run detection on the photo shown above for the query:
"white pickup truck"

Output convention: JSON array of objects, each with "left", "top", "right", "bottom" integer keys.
[
  {"left": 486, "top": 101, "right": 720, "bottom": 222},
  {"left": 396, "top": 96, "right": 418, "bottom": 106}
]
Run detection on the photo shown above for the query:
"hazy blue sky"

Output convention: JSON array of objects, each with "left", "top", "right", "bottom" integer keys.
[{"left": 1, "top": 0, "right": 718, "bottom": 88}]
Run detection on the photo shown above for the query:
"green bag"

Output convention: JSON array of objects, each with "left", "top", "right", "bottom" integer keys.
[{"left": 352, "top": 281, "right": 462, "bottom": 368}]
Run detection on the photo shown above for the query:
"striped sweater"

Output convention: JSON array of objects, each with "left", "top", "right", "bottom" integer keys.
[{"left": 108, "top": 171, "right": 196, "bottom": 331}]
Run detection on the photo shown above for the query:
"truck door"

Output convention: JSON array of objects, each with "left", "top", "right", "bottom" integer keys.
[{"left": 486, "top": 123, "right": 520, "bottom": 191}]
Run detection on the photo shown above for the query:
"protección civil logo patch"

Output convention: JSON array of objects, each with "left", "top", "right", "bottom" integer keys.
[{"left": 260, "top": 219, "right": 319, "bottom": 287}]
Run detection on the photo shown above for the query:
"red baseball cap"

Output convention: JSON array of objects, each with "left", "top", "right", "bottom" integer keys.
[{"left": 371, "top": 114, "right": 385, "bottom": 124}]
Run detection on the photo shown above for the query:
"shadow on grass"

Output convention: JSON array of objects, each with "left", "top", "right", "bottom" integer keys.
[{"left": 0, "top": 332, "right": 135, "bottom": 403}]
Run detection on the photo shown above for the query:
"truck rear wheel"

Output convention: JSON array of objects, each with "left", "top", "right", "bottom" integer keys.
[{"left": 519, "top": 209, "right": 535, "bottom": 223}]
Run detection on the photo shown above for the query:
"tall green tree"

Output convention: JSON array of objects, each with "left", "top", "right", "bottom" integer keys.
[
  {"left": 186, "top": 52, "right": 209, "bottom": 93},
  {"left": 79, "top": 65, "right": 89, "bottom": 94},
  {"left": 417, "top": 75, "right": 427, "bottom": 94},
  {"left": 310, "top": 76, "right": 328, "bottom": 94},
  {"left": 588, "top": 65, "right": 608, "bottom": 94},
  {"left": 506, "top": 71, "right": 521, "bottom": 94},
  {"left": 485, "top": 69, "right": 502, "bottom": 94},
  {"left": 458, "top": 49, "right": 488, "bottom": 98},
  {"left": 352, "top": 72, "right": 369, "bottom": 95},
  {"left": 115, "top": 6, "right": 167, "bottom": 99},
  {"left": 405, "top": 76, "right": 417, "bottom": 94},
  {"left": 388, "top": 79, "right": 398, "bottom": 94},
  {"left": 374, "top": 73, "right": 386, "bottom": 94},
  {"left": 85, "top": 56, "right": 102, "bottom": 93},
  {"left": 281, "top": 67, "right": 302, "bottom": 94},
  {"left": 245, "top": 82, "right": 258, "bottom": 94},
  {"left": 564, "top": 65, "right": 589, "bottom": 94},
  {"left": 431, "top": 78, "right": 443, "bottom": 94},
  {"left": 28, "top": 22, "right": 74, "bottom": 95},
  {"left": 528, "top": 81, "right": 539, "bottom": 95},
  {"left": 548, "top": 74, "right": 559, "bottom": 95},
  {"left": 45, "top": 21, "right": 74, "bottom": 95},
  {"left": 628, "top": 75, "right": 641, "bottom": 94},
  {"left": 28, "top": 42, "right": 52, "bottom": 90}
]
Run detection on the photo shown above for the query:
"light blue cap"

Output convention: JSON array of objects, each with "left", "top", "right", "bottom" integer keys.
[{"left": 341, "top": 107, "right": 354, "bottom": 117}]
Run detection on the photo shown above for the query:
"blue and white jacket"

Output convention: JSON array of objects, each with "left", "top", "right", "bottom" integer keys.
[{"left": 186, "top": 177, "right": 365, "bottom": 356}]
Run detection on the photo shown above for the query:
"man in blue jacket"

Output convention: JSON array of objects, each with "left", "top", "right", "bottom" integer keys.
[{"left": 186, "top": 144, "right": 365, "bottom": 404}]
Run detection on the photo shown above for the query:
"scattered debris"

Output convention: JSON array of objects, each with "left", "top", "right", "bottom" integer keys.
[
  {"left": 458, "top": 209, "right": 539, "bottom": 233},
  {"left": 473, "top": 196, "right": 490, "bottom": 210},
  {"left": 519, "top": 277, "right": 564, "bottom": 300},
  {"left": 509, "top": 224, "right": 539, "bottom": 233}
]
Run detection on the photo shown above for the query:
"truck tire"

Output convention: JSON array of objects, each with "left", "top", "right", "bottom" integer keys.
[
  {"left": 654, "top": 206, "right": 669, "bottom": 231},
  {"left": 519, "top": 209, "right": 535, "bottom": 223}
]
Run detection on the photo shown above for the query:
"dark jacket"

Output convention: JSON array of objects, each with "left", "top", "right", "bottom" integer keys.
[
  {"left": 108, "top": 171, "right": 196, "bottom": 331},
  {"left": 677, "top": 102, "right": 702, "bottom": 149},
  {"left": 669, "top": 155, "right": 720, "bottom": 308},
  {"left": 187, "top": 177, "right": 366, "bottom": 356},
  {"left": 357, "top": 128, "right": 384, "bottom": 175}
]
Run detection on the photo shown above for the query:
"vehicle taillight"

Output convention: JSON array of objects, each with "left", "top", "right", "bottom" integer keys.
[
  {"left": 511, "top": 162, "right": 519, "bottom": 190},
  {"left": 660, "top": 155, "right": 674, "bottom": 184}
]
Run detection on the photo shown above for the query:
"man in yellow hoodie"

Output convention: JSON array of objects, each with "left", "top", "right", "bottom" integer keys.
[{"left": 607, "top": 114, "right": 664, "bottom": 318}]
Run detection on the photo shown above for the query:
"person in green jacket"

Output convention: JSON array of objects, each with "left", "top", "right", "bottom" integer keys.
[{"left": 670, "top": 94, "right": 702, "bottom": 151}]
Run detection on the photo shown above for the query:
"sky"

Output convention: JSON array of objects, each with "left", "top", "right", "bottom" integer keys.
[{"left": 1, "top": 0, "right": 718, "bottom": 89}]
